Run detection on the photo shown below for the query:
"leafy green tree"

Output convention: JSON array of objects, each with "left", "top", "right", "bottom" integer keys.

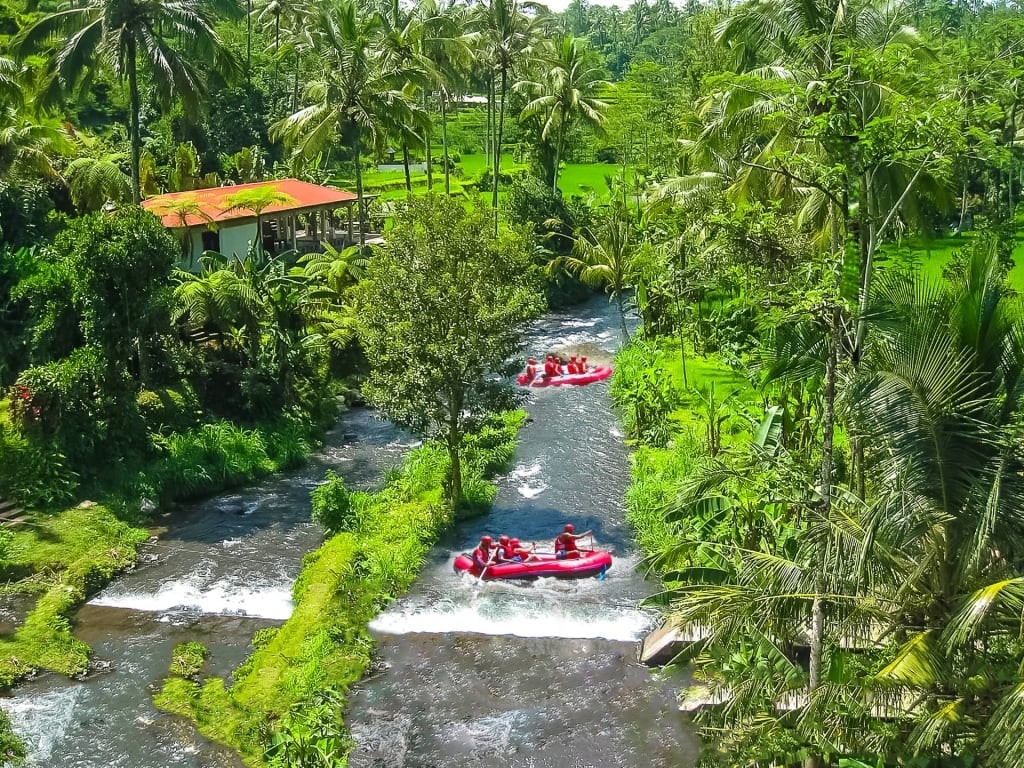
[
  {"left": 59, "top": 208, "right": 176, "bottom": 384},
  {"left": 356, "top": 195, "right": 542, "bottom": 507},
  {"left": 518, "top": 35, "right": 610, "bottom": 193},
  {"left": 19, "top": 0, "right": 240, "bottom": 202}
]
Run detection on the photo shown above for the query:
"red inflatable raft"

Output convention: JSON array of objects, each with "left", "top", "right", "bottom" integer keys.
[
  {"left": 517, "top": 366, "right": 613, "bottom": 388},
  {"left": 453, "top": 550, "right": 613, "bottom": 580}
]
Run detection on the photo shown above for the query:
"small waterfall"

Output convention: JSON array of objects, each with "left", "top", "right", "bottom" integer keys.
[{"left": 89, "top": 574, "right": 295, "bottom": 620}]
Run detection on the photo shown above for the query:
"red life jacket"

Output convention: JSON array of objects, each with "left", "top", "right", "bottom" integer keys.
[
  {"left": 555, "top": 533, "right": 577, "bottom": 552},
  {"left": 473, "top": 546, "right": 492, "bottom": 568},
  {"left": 526, "top": 364, "right": 536, "bottom": 378}
]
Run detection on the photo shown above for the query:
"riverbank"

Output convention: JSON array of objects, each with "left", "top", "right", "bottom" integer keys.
[
  {"left": 152, "top": 410, "right": 525, "bottom": 767},
  {"left": 608, "top": 337, "right": 757, "bottom": 559}
]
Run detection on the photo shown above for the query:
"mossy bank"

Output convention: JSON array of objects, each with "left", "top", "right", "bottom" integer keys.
[{"left": 153, "top": 410, "right": 525, "bottom": 767}]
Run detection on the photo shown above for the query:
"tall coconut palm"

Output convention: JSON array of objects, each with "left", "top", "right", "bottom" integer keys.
[
  {"left": 271, "top": 1, "right": 419, "bottom": 245},
  {"left": 415, "top": 0, "right": 472, "bottom": 194},
  {"left": 471, "top": 0, "right": 543, "bottom": 215},
  {"left": 519, "top": 35, "right": 609, "bottom": 194},
  {"left": 18, "top": 0, "right": 241, "bottom": 203}
]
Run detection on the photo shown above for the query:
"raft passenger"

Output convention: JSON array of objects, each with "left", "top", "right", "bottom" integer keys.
[
  {"left": 525, "top": 357, "right": 537, "bottom": 380},
  {"left": 495, "top": 535, "right": 516, "bottom": 563},
  {"left": 554, "top": 524, "right": 592, "bottom": 559},
  {"left": 568, "top": 355, "right": 579, "bottom": 374},
  {"left": 472, "top": 536, "right": 495, "bottom": 569}
]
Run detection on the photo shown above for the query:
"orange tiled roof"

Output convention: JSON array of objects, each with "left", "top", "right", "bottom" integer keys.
[{"left": 142, "top": 178, "right": 357, "bottom": 228}]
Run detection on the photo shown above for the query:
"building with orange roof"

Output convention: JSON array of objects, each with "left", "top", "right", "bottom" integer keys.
[{"left": 142, "top": 178, "right": 378, "bottom": 266}]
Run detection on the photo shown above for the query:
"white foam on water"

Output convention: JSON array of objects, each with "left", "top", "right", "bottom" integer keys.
[
  {"left": 370, "top": 595, "right": 652, "bottom": 642},
  {"left": 442, "top": 710, "right": 529, "bottom": 756},
  {"left": 1, "top": 686, "right": 83, "bottom": 766},
  {"left": 90, "top": 576, "right": 294, "bottom": 620},
  {"left": 608, "top": 426, "right": 624, "bottom": 438},
  {"left": 508, "top": 462, "right": 548, "bottom": 499},
  {"left": 517, "top": 482, "right": 548, "bottom": 499}
]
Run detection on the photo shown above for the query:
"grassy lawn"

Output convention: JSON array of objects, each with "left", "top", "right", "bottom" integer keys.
[
  {"left": 340, "top": 153, "right": 620, "bottom": 207},
  {"left": 868, "top": 225, "right": 1024, "bottom": 293},
  {"left": 559, "top": 163, "right": 619, "bottom": 200}
]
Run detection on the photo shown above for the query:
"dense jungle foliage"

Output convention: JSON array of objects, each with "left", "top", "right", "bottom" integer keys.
[{"left": 4, "top": 0, "right": 1024, "bottom": 765}]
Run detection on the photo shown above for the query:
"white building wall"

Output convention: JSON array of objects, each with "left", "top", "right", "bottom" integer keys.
[{"left": 218, "top": 222, "right": 257, "bottom": 260}]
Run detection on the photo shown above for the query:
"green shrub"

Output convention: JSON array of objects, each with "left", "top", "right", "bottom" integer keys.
[
  {"left": 0, "top": 708, "right": 26, "bottom": 766},
  {"left": 0, "top": 426, "right": 78, "bottom": 508},
  {"left": 310, "top": 471, "right": 354, "bottom": 534},
  {"left": 170, "top": 642, "right": 209, "bottom": 679},
  {"left": 136, "top": 387, "right": 202, "bottom": 434},
  {"left": 11, "top": 346, "right": 143, "bottom": 470}
]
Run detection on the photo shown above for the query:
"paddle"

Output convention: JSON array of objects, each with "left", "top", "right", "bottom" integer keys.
[{"left": 476, "top": 550, "right": 497, "bottom": 583}]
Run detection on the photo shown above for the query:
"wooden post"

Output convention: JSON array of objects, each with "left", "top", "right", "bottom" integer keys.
[{"left": 347, "top": 203, "right": 354, "bottom": 244}]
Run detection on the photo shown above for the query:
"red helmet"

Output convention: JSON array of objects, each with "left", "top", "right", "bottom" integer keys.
[
  {"left": 528, "top": 358, "right": 536, "bottom": 364},
  {"left": 499, "top": 535, "right": 510, "bottom": 545},
  {"left": 510, "top": 538, "right": 521, "bottom": 547},
  {"left": 564, "top": 524, "right": 575, "bottom": 533},
  {"left": 481, "top": 536, "right": 492, "bottom": 546}
]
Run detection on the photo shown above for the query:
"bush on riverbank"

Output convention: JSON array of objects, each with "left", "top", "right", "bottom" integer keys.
[{"left": 154, "top": 410, "right": 525, "bottom": 767}]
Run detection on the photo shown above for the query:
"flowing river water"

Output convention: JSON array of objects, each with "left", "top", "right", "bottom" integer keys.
[
  {"left": 1, "top": 411, "right": 414, "bottom": 767},
  {"left": 1, "top": 295, "right": 696, "bottom": 767},
  {"left": 345, "top": 297, "right": 697, "bottom": 767}
]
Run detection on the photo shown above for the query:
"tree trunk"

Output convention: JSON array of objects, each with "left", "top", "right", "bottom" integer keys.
[
  {"left": 616, "top": 292, "right": 631, "bottom": 342},
  {"left": 805, "top": 305, "right": 838, "bottom": 768},
  {"left": 274, "top": 16, "right": 280, "bottom": 84},
  {"left": 493, "top": 66, "right": 508, "bottom": 224},
  {"left": 246, "top": 0, "right": 252, "bottom": 87},
  {"left": 425, "top": 91, "right": 433, "bottom": 191},
  {"left": 402, "top": 143, "right": 412, "bottom": 192},
  {"left": 958, "top": 178, "right": 969, "bottom": 232},
  {"left": 442, "top": 93, "right": 451, "bottom": 195},
  {"left": 552, "top": 123, "right": 564, "bottom": 195},
  {"left": 127, "top": 38, "right": 142, "bottom": 204},
  {"left": 353, "top": 125, "right": 366, "bottom": 246}
]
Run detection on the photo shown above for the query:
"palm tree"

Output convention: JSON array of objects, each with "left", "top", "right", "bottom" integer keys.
[
  {"left": 0, "top": 107, "right": 66, "bottom": 180},
  {"left": 18, "top": 0, "right": 240, "bottom": 203},
  {"left": 519, "top": 35, "right": 609, "bottom": 194},
  {"left": 0, "top": 55, "right": 22, "bottom": 109},
  {"left": 148, "top": 195, "right": 219, "bottom": 269},
  {"left": 414, "top": 0, "right": 472, "bottom": 194},
  {"left": 471, "top": 0, "right": 543, "bottom": 214},
  {"left": 66, "top": 154, "right": 131, "bottom": 212},
  {"left": 221, "top": 185, "right": 296, "bottom": 258},
  {"left": 552, "top": 203, "right": 638, "bottom": 341},
  {"left": 271, "top": 1, "right": 419, "bottom": 245}
]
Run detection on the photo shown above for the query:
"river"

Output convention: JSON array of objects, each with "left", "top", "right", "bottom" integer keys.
[
  {"left": 345, "top": 296, "right": 697, "bottom": 767},
  {"left": 1, "top": 296, "right": 695, "bottom": 767}
]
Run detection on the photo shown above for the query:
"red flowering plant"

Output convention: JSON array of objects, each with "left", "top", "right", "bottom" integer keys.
[{"left": 8, "top": 383, "right": 42, "bottom": 431}]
